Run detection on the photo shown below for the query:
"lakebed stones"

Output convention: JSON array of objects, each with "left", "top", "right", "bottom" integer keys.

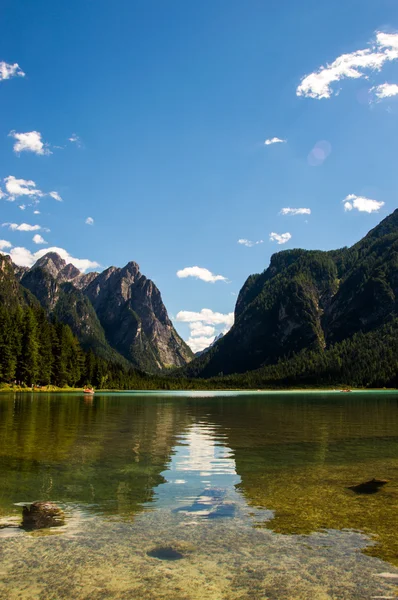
[
  {"left": 21, "top": 502, "right": 65, "bottom": 531},
  {"left": 348, "top": 479, "right": 389, "bottom": 495}
]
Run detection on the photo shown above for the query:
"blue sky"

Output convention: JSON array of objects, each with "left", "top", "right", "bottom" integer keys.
[{"left": 1, "top": 0, "right": 398, "bottom": 351}]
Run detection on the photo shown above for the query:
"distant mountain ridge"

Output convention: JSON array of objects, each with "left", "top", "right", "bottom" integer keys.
[
  {"left": 181, "top": 209, "right": 398, "bottom": 379},
  {"left": 14, "top": 252, "right": 193, "bottom": 372}
]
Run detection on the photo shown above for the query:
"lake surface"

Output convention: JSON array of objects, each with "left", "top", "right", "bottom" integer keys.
[{"left": 0, "top": 391, "right": 397, "bottom": 599}]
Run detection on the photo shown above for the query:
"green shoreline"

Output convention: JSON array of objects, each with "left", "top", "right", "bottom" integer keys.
[{"left": 1, "top": 385, "right": 398, "bottom": 394}]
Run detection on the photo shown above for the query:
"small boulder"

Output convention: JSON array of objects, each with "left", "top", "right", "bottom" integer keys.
[
  {"left": 147, "top": 541, "right": 195, "bottom": 561},
  {"left": 21, "top": 502, "right": 65, "bottom": 530},
  {"left": 348, "top": 478, "right": 389, "bottom": 495}
]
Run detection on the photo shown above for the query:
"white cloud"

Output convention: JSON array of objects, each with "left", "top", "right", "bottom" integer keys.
[
  {"left": 270, "top": 232, "right": 292, "bottom": 244},
  {"left": 238, "top": 238, "right": 263, "bottom": 247},
  {"left": 4, "top": 176, "right": 44, "bottom": 200},
  {"left": 0, "top": 240, "right": 12, "bottom": 250},
  {"left": 280, "top": 208, "right": 311, "bottom": 216},
  {"left": 32, "top": 234, "right": 47, "bottom": 245},
  {"left": 3, "top": 222, "right": 43, "bottom": 232},
  {"left": 3, "top": 176, "right": 61, "bottom": 203},
  {"left": 9, "top": 130, "right": 51, "bottom": 156},
  {"left": 0, "top": 188, "right": 7, "bottom": 199},
  {"left": 186, "top": 335, "right": 216, "bottom": 353},
  {"left": 0, "top": 62, "right": 25, "bottom": 81},
  {"left": 189, "top": 322, "right": 216, "bottom": 338},
  {"left": 176, "top": 266, "right": 227, "bottom": 283},
  {"left": 8, "top": 246, "right": 99, "bottom": 272},
  {"left": 372, "top": 82, "right": 398, "bottom": 98},
  {"left": 33, "top": 210, "right": 40, "bottom": 215},
  {"left": 49, "top": 191, "right": 62, "bottom": 201},
  {"left": 343, "top": 194, "right": 385, "bottom": 213},
  {"left": 176, "top": 309, "right": 234, "bottom": 328},
  {"left": 177, "top": 309, "right": 233, "bottom": 353},
  {"left": 19, "top": 204, "right": 26, "bottom": 210},
  {"left": 85, "top": 216, "right": 94, "bottom": 225},
  {"left": 297, "top": 31, "right": 398, "bottom": 99},
  {"left": 264, "top": 137, "right": 286, "bottom": 145},
  {"left": 68, "top": 133, "right": 82, "bottom": 147}
]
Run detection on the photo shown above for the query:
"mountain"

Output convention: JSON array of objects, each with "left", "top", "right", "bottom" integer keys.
[
  {"left": 181, "top": 209, "right": 398, "bottom": 379},
  {"left": 83, "top": 261, "right": 192, "bottom": 371},
  {"left": 17, "top": 253, "right": 193, "bottom": 372}
]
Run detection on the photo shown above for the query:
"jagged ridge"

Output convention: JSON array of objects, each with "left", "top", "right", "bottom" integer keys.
[{"left": 15, "top": 252, "right": 192, "bottom": 372}]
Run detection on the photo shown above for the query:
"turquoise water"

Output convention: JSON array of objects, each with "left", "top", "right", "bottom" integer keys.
[{"left": 0, "top": 391, "right": 397, "bottom": 599}]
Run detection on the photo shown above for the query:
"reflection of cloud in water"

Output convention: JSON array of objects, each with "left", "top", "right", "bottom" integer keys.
[
  {"left": 151, "top": 423, "right": 242, "bottom": 519},
  {"left": 174, "top": 424, "right": 238, "bottom": 478}
]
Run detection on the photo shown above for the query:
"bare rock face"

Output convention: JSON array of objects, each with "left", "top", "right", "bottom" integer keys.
[
  {"left": 15, "top": 252, "right": 193, "bottom": 372},
  {"left": 22, "top": 502, "right": 65, "bottom": 530},
  {"left": 83, "top": 261, "right": 193, "bottom": 370}
]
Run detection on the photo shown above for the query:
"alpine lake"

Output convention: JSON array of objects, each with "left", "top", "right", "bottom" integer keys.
[{"left": 0, "top": 391, "right": 397, "bottom": 600}]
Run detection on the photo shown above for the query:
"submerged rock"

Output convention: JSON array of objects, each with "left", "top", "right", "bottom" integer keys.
[
  {"left": 348, "top": 479, "right": 389, "bottom": 495},
  {"left": 147, "top": 541, "right": 195, "bottom": 561},
  {"left": 21, "top": 502, "right": 65, "bottom": 530}
]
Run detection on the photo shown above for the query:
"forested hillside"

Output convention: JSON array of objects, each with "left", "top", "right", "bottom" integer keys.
[{"left": 180, "top": 209, "right": 398, "bottom": 380}]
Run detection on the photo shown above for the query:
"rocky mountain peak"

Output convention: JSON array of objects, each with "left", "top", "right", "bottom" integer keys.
[
  {"left": 120, "top": 261, "right": 141, "bottom": 280},
  {"left": 33, "top": 252, "right": 67, "bottom": 278}
]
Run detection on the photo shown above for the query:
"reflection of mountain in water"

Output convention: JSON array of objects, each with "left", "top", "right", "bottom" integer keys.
[
  {"left": 1, "top": 392, "right": 398, "bottom": 567},
  {"left": 0, "top": 394, "right": 190, "bottom": 519},
  {"left": 198, "top": 394, "right": 398, "bottom": 566}
]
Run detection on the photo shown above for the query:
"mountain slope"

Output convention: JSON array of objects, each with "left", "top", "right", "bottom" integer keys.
[
  {"left": 181, "top": 209, "right": 398, "bottom": 378},
  {"left": 83, "top": 261, "right": 192, "bottom": 370},
  {"left": 17, "top": 252, "right": 193, "bottom": 372}
]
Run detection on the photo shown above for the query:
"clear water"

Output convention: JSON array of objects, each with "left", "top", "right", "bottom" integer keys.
[{"left": 0, "top": 391, "right": 397, "bottom": 599}]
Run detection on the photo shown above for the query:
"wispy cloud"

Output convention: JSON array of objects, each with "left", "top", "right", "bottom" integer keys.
[
  {"left": 85, "top": 216, "right": 94, "bottom": 225},
  {"left": 0, "top": 240, "right": 12, "bottom": 251},
  {"left": 177, "top": 266, "right": 227, "bottom": 283},
  {"left": 343, "top": 194, "right": 385, "bottom": 213},
  {"left": 9, "top": 130, "right": 51, "bottom": 156},
  {"left": 6, "top": 246, "right": 99, "bottom": 272},
  {"left": 237, "top": 238, "right": 263, "bottom": 247},
  {"left": 32, "top": 234, "right": 47, "bottom": 245},
  {"left": 372, "top": 82, "right": 398, "bottom": 99},
  {"left": 49, "top": 191, "right": 62, "bottom": 202},
  {"left": 270, "top": 232, "right": 292, "bottom": 244},
  {"left": 68, "top": 133, "right": 82, "bottom": 147},
  {"left": 297, "top": 31, "right": 398, "bottom": 99},
  {"left": 0, "top": 61, "right": 25, "bottom": 81},
  {"left": 2, "top": 222, "right": 44, "bottom": 232},
  {"left": 264, "top": 137, "right": 286, "bottom": 145},
  {"left": 280, "top": 208, "right": 311, "bottom": 216}
]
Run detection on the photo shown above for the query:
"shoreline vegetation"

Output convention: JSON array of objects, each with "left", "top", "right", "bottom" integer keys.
[{"left": 0, "top": 384, "right": 397, "bottom": 394}]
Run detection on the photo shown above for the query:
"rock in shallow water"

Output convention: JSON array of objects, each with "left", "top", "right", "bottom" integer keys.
[
  {"left": 146, "top": 541, "right": 195, "bottom": 561},
  {"left": 348, "top": 479, "right": 389, "bottom": 495},
  {"left": 21, "top": 502, "right": 65, "bottom": 530}
]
